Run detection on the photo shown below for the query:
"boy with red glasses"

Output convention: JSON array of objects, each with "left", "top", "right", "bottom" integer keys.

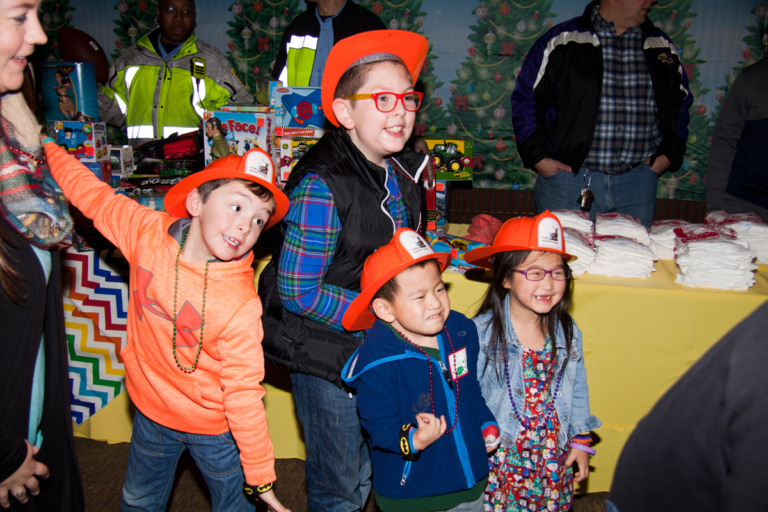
[{"left": 258, "top": 30, "right": 431, "bottom": 511}]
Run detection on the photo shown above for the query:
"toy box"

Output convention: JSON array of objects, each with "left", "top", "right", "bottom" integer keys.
[
  {"left": 40, "top": 62, "right": 99, "bottom": 122},
  {"left": 426, "top": 180, "right": 447, "bottom": 232},
  {"left": 46, "top": 121, "right": 108, "bottom": 162},
  {"left": 277, "top": 137, "right": 320, "bottom": 182},
  {"left": 108, "top": 145, "right": 135, "bottom": 176},
  {"left": 423, "top": 139, "right": 474, "bottom": 181},
  {"left": 273, "top": 86, "right": 332, "bottom": 138},
  {"left": 203, "top": 110, "right": 275, "bottom": 166},
  {"left": 425, "top": 230, "right": 484, "bottom": 274}
]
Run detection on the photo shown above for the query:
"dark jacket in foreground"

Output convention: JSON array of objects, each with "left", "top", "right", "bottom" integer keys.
[
  {"left": 511, "top": 0, "right": 692, "bottom": 174},
  {"left": 258, "top": 129, "right": 427, "bottom": 387},
  {"left": 609, "top": 301, "right": 768, "bottom": 512},
  {"left": 342, "top": 313, "right": 497, "bottom": 500},
  {"left": 0, "top": 218, "right": 84, "bottom": 511}
]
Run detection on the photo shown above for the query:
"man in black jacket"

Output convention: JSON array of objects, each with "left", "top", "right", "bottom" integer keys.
[{"left": 271, "top": 0, "right": 385, "bottom": 87}]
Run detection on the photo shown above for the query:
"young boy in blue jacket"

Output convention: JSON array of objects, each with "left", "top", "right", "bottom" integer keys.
[{"left": 342, "top": 228, "right": 500, "bottom": 512}]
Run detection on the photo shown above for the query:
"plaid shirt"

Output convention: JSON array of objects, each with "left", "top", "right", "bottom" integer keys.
[
  {"left": 277, "top": 161, "right": 407, "bottom": 332},
  {"left": 583, "top": 5, "right": 662, "bottom": 174}
]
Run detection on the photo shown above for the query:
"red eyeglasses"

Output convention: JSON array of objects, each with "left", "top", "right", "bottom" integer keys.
[{"left": 344, "top": 91, "right": 423, "bottom": 113}]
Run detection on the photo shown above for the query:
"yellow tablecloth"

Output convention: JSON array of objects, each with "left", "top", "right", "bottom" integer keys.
[{"left": 73, "top": 251, "right": 768, "bottom": 492}]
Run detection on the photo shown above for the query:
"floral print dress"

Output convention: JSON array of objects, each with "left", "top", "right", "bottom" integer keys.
[{"left": 484, "top": 337, "right": 573, "bottom": 512}]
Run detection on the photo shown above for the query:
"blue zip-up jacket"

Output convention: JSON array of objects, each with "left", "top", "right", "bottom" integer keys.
[
  {"left": 342, "top": 312, "right": 497, "bottom": 500},
  {"left": 511, "top": 0, "right": 692, "bottom": 175},
  {"left": 474, "top": 294, "right": 601, "bottom": 451}
]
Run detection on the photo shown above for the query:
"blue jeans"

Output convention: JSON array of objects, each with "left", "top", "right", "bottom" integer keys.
[
  {"left": 605, "top": 499, "right": 620, "bottom": 512},
  {"left": 291, "top": 372, "right": 372, "bottom": 512},
  {"left": 121, "top": 409, "right": 253, "bottom": 512},
  {"left": 534, "top": 165, "right": 660, "bottom": 227}
]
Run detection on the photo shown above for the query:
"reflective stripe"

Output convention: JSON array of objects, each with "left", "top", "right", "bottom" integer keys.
[
  {"left": 284, "top": 35, "right": 318, "bottom": 86},
  {"left": 128, "top": 125, "right": 154, "bottom": 139},
  {"left": 190, "top": 76, "right": 207, "bottom": 119},
  {"left": 163, "top": 126, "right": 197, "bottom": 138},
  {"left": 287, "top": 34, "right": 318, "bottom": 51},
  {"left": 118, "top": 66, "right": 141, "bottom": 114}
]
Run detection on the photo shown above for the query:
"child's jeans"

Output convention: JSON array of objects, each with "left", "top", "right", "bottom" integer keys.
[{"left": 121, "top": 409, "right": 253, "bottom": 512}]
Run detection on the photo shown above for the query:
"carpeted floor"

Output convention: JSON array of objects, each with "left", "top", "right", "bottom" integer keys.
[{"left": 74, "top": 436, "right": 608, "bottom": 511}]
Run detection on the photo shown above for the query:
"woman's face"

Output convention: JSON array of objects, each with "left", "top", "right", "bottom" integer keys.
[{"left": 0, "top": 0, "right": 46, "bottom": 94}]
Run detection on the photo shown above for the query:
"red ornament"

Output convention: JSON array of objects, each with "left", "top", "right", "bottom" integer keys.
[
  {"left": 496, "top": 140, "right": 507, "bottom": 152},
  {"left": 52, "top": 42, "right": 58, "bottom": 50},
  {"left": 115, "top": 39, "right": 123, "bottom": 49},
  {"left": 684, "top": 19, "right": 691, "bottom": 29},
  {"left": 372, "top": 2, "right": 383, "bottom": 15},
  {"left": 697, "top": 105, "right": 707, "bottom": 115},
  {"left": 232, "top": 1, "right": 243, "bottom": 16},
  {"left": 252, "top": 64, "right": 260, "bottom": 75},
  {"left": 476, "top": 3, "right": 488, "bottom": 20},
  {"left": 499, "top": 3, "right": 510, "bottom": 16},
  {"left": 494, "top": 71, "right": 502, "bottom": 82},
  {"left": 138, "top": 0, "right": 147, "bottom": 12},
  {"left": 742, "top": 48, "right": 753, "bottom": 60},
  {"left": 416, "top": 17, "right": 423, "bottom": 27},
  {"left": 468, "top": 45, "right": 477, "bottom": 57},
  {"left": 405, "top": 9, "right": 410, "bottom": 18},
  {"left": 533, "top": 10, "right": 539, "bottom": 20},
  {"left": 757, "top": 3, "right": 768, "bottom": 19},
  {"left": 487, "top": 130, "right": 494, "bottom": 140},
  {"left": 671, "top": 10, "right": 677, "bottom": 20},
  {"left": 434, "top": 97, "right": 443, "bottom": 107},
  {"left": 118, "top": 1, "right": 128, "bottom": 15},
  {"left": 227, "top": 40, "right": 235, "bottom": 51},
  {"left": 284, "top": 7, "right": 289, "bottom": 16},
  {"left": 254, "top": 1, "right": 263, "bottom": 13}
]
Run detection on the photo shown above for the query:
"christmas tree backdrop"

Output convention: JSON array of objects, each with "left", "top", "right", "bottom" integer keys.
[
  {"left": 225, "top": 0, "right": 303, "bottom": 95},
  {"left": 357, "top": 0, "right": 451, "bottom": 137},
  {"left": 37, "top": 0, "right": 77, "bottom": 62},
  {"left": 448, "top": 1, "right": 556, "bottom": 190},
  {"left": 111, "top": 0, "right": 159, "bottom": 59}
]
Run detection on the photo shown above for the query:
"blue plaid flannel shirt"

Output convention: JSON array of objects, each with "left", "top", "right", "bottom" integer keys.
[
  {"left": 277, "top": 161, "right": 407, "bottom": 332},
  {"left": 583, "top": 5, "right": 662, "bottom": 174}
]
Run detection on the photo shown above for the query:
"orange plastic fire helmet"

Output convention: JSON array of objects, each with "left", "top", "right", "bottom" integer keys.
[
  {"left": 342, "top": 228, "right": 451, "bottom": 332},
  {"left": 463, "top": 211, "right": 575, "bottom": 269},
  {"left": 164, "top": 147, "right": 289, "bottom": 230}
]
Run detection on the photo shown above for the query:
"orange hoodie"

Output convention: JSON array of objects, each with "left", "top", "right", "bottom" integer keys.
[{"left": 46, "top": 143, "right": 275, "bottom": 485}]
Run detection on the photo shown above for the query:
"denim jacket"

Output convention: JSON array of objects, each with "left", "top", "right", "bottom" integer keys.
[{"left": 473, "top": 294, "right": 601, "bottom": 450}]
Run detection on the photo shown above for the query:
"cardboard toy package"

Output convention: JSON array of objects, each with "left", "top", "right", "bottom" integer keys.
[
  {"left": 46, "top": 121, "right": 108, "bottom": 161},
  {"left": 273, "top": 86, "right": 332, "bottom": 138},
  {"left": 277, "top": 137, "right": 320, "bottom": 183},
  {"left": 203, "top": 110, "right": 276, "bottom": 166},
  {"left": 40, "top": 62, "right": 99, "bottom": 122},
  {"left": 422, "top": 139, "right": 474, "bottom": 181},
  {"left": 425, "top": 231, "right": 485, "bottom": 274}
]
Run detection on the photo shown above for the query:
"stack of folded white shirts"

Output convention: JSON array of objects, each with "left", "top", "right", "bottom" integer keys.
[
  {"left": 587, "top": 235, "right": 657, "bottom": 278},
  {"left": 594, "top": 213, "right": 651, "bottom": 246},
  {"left": 563, "top": 228, "right": 595, "bottom": 275},
  {"left": 553, "top": 209, "right": 594, "bottom": 232},
  {"left": 673, "top": 225, "right": 757, "bottom": 290},
  {"left": 648, "top": 219, "right": 692, "bottom": 260},
  {"left": 704, "top": 212, "right": 768, "bottom": 264}
]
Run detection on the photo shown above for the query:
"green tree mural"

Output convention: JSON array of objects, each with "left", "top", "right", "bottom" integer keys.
[
  {"left": 111, "top": 0, "right": 158, "bottom": 60},
  {"left": 225, "top": 0, "right": 302, "bottom": 95},
  {"left": 449, "top": 0, "right": 556, "bottom": 190},
  {"left": 650, "top": 1, "right": 711, "bottom": 201},
  {"left": 357, "top": 0, "right": 450, "bottom": 136},
  {"left": 37, "top": 0, "right": 76, "bottom": 62}
]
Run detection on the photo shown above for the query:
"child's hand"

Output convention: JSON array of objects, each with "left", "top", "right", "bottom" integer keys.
[
  {"left": 257, "top": 489, "right": 290, "bottom": 512},
  {"left": 412, "top": 413, "right": 446, "bottom": 451},
  {"left": 482, "top": 424, "right": 501, "bottom": 453},
  {"left": 565, "top": 447, "right": 590, "bottom": 482}
]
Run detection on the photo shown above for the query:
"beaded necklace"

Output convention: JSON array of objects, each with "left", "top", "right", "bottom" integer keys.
[
  {"left": 394, "top": 326, "right": 460, "bottom": 434},
  {"left": 8, "top": 145, "right": 45, "bottom": 165},
  {"left": 504, "top": 332, "right": 565, "bottom": 431},
  {"left": 172, "top": 231, "right": 213, "bottom": 373}
]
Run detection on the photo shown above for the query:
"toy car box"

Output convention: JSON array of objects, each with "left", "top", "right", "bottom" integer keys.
[
  {"left": 423, "top": 139, "right": 474, "bottom": 181},
  {"left": 277, "top": 137, "right": 320, "bottom": 183},
  {"left": 273, "top": 86, "right": 332, "bottom": 138},
  {"left": 46, "top": 121, "right": 108, "bottom": 162},
  {"left": 203, "top": 110, "right": 276, "bottom": 166},
  {"left": 425, "top": 231, "right": 484, "bottom": 273},
  {"left": 40, "top": 61, "right": 99, "bottom": 122}
]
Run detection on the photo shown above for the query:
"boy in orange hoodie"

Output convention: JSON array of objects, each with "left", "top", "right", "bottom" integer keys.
[{"left": 44, "top": 142, "right": 290, "bottom": 512}]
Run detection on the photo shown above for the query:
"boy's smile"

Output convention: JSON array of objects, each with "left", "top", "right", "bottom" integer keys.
[
  {"left": 183, "top": 181, "right": 273, "bottom": 262},
  {"left": 343, "top": 61, "right": 416, "bottom": 168}
]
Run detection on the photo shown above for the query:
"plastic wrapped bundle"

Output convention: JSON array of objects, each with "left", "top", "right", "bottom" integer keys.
[{"left": 587, "top": 235, "right": 656, "bottom": 278}]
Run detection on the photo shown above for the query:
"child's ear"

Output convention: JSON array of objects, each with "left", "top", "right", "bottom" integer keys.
[
  {"left": 333, "top": 98, "right": 355, "bottom": 130},
  {"left": 371, "top": 298, "right": 396, "bottom": 323},
  {"left": 185, "top": 188, "right": 202, "bottom": 218}
]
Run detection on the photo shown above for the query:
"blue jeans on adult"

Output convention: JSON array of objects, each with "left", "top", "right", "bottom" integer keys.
[
  {"left": 121, "top": 409, "right": 253, "bottom": 512},
  {"left": 534, "top": 164, "right": 660, "bottom": 227},
  {"left": 291, "top": 372, "right": 372, "bottom": 512}
]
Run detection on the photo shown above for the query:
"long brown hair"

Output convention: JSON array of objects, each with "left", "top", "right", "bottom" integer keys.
[
  {"left": 0, "top": 223, "right": 28, "bottom": 305},
  {"left": 475, "top": 250, "right": 574, "bottom": 379}
]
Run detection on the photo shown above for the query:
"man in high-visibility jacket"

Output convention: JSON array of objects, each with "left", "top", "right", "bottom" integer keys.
[
  {"left": 271, "top": 0, "right": 385, "bottom": 87},
  {"left": 99, "top": 0, "right": 253, "bottom": 147}
]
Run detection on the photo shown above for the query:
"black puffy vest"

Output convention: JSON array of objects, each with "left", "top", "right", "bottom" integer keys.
[{"left": 258, "top": 129, "right": 426, "bottom": 387}]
